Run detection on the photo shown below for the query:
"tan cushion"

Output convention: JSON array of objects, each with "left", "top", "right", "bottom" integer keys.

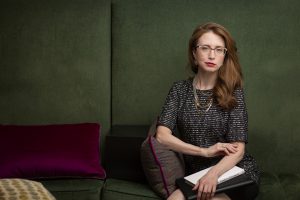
[
  {"left": 140, "top": 119, "right": 185, "bottom": 199},
  {"left": 0, "top": 178, "right": 56, "bottom": 200}
]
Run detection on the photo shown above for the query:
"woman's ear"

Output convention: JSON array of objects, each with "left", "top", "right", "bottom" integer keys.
[
  {"left": 192, "top": 51, "right": 197, "bottom": 65},
  {"left": 192, "top": 50, "right": 196, "bottom": 59}
]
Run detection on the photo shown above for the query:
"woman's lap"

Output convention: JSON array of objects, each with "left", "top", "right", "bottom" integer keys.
[{"left": 224, "top": 183, "right": 259, "bottom": 200}]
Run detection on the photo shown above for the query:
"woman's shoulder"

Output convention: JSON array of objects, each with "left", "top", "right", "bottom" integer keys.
[
  {"left": 168, "top": 79, "right": 192, "bottom": 103},
  {"left": 171, "top": 79, "right": 192, "bottom": 90},
  {"left": 165, "top": 79, "right": 192, "bottom": 98}
]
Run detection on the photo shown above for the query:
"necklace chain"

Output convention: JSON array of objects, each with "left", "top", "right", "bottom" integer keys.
[{"left": 192, "top": 77, "right": 213, "bottom": 112}]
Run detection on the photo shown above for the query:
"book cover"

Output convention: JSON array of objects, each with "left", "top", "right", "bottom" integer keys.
[{"left": 176, "top": 166, "right": 254, "bottom": 200}]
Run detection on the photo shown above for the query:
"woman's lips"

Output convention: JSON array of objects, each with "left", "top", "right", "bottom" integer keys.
[{"left": 205, "top": 62, "right": 216, "bottom": 67}]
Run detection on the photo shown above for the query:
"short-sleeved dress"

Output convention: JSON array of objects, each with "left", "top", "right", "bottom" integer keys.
[{"left": 158, "top": 79, "right": 260, "bottom": 184}]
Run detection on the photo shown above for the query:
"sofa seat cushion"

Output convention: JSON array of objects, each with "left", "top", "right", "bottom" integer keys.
[
  {"left": 40, "top": 179, "right": 104, "bottom": 200},
  {"left": 278, "top": 173, "right": 300, "bottom": 200},
  {"left": 102, "top": 178, "right": 160, "bottom": 200},
  {"left": 258, "top": 172, "right": 300, "bottom": 200}
]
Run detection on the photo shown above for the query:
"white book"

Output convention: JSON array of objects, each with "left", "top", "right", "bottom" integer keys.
[{"left": 184, "top": 166, "right": 245, "bottom": 185}]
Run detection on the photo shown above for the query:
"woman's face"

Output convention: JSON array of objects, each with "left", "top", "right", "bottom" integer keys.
[{"left": 193, "top": 31, "right": 226, "bottom": 74}]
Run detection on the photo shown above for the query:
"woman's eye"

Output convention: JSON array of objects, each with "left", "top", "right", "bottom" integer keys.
[
  {"left": 201, "top": 46, "right": 209, "bottom": 51},
  {"left": 216, "top": 48, "right": 223, "bottom": 53}
]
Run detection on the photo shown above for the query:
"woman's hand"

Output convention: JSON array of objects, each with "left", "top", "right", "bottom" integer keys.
[
  {"left": 205, "top": 142, "right": 238, "bottom": 157},
  {"left": 192, "top": 170, "right": 218, "bottom": 200}
]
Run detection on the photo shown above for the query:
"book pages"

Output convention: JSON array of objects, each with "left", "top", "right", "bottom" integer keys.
[{"left": 184, "top": 166, "right": 245, "bottom": 185}]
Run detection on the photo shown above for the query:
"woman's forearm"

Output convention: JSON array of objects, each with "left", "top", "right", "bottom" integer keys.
[
  {"left": 156, "top": 126, "right": 206, "bottom": 156},
  {"left": 156, "top": 126, "right": 239, "bottom": 158},
  {"left": 208, "top": 142, "right": 245, "bottom": 177}
]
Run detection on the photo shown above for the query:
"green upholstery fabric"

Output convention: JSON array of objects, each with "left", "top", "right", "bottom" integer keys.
[
  {"left": 258, "top": 172, "right": 300, "bottom": 200},
  {"left": 0, "top": 1, "right": 110, "bottom": 199},
  {"left": 40, "top": 179, "right": 104, "bottom": 200},
  {"left": 0, "top": 0, "right": 111, "bottom": 147},
  {"left": 102, "top": 179, "right": 160, "bottom": 200},
  {"left": 0, "top": 0, "right": 300, "bottom": 199},
  {"left": 278, "top": 174, "right": 300, "bottom": 200},
  {"left": 102, "top": 173, "right": 300, "bottom": 200},
  {"left": 258, "top": 172, "right": 285, "bottom": 200},
  {"left": 111, "top": 0, "right": 300, "bottom": 174}
]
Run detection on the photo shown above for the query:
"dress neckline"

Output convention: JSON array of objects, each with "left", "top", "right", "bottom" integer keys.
[{"left": 188, "top": 78, "right": 214, "bottom": 92}]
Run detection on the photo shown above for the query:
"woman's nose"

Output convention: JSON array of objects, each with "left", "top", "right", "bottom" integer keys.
[{"left": 208, "top": 49, "right": 216, "bottom": 59}]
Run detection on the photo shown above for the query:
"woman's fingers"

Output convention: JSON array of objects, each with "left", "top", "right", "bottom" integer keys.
[
  {"left": 199, "top": 184, "right": 214, "bottom": 200},
  {"left": 219, "top": 143, "right": 238, "bottom": 154},
  {"left": 210, "top": 185, "right": 216, "bottom": 199},
  {"left": 218, "top": 143, "right": 229, "bottom": 155},
  {"left": 197, "top": 183, "right": 204, "bottom": 200},
  {"left": 206, "top": 142, "right": 238, "bottom": 157},
  {"left": 224, "top": 147, "right": 230, "bottom": 155},
  {"left": 203, "top": 185, "right": 210, "bottom": 200},
  {"left": 226, "top": 145, "right": 237, "bottom": 153},
  {"left": 194, "top": 177, "right": 217, "bottom": 200},
  {"left": 192, "top": 182, "right": 199, "bottom": 190}
]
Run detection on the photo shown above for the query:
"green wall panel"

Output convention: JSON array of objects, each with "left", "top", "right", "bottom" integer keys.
[
  {"left": 0, "top": 0, "right": 299, "bottom": 176},
  {"left": 111, "top": 0, "right": 300, "bottom": 173},
  {"left": 0, "top": 0, "right": 111, "bottom": 151}
]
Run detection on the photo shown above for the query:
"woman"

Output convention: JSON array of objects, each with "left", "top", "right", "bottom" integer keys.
[{"left": 156, "top": 22, "right": 260, "bottom": 200}]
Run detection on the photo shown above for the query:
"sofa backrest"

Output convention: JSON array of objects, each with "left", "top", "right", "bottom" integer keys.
[
  {"left": 111, "top": 0, "right": 300, "bottom": 174},
  {"left": 0, "top": 0, "right": 111, "bottom": 150},
  {"left": 0, "top": 0, "right": 299, "bottom": 175}
]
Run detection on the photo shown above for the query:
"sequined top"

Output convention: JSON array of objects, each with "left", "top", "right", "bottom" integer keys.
[{"left": 158, "top": 79, "right": 260, "bottom": 183}]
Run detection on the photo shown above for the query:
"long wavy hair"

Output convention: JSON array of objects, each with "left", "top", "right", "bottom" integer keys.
[{"left": 188, "top": 22, "right": 243, "bottom": 110}]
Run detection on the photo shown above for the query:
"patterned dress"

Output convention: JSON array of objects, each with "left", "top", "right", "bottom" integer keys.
[{"left": 158, "top": 79, "right": 260, "bottom": 183}]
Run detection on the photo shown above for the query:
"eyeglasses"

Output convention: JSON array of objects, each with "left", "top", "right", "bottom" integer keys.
[{"left": 195, "top": 45, "right": 227, "bottom": 56}]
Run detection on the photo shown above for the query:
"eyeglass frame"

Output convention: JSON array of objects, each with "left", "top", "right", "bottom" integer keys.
[{"left": 195, "top": 44, "right": 227, "bottom": 56}]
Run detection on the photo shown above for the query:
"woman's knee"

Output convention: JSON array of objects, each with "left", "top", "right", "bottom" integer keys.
[
  {"left": 167, "top": 189, "right": 185, "bottom": 200},
  {"left": 212, "top": 193, "right": 231, "bottom": 200}
]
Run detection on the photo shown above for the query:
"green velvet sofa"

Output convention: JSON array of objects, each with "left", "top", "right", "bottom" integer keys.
[{"left": 0, "top": 0, "right": 299, "bottom": 199}]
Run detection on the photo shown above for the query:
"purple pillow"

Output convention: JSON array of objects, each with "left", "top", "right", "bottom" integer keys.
[{"left": 0, "top": 123, "right": 106, "bottom": 179}]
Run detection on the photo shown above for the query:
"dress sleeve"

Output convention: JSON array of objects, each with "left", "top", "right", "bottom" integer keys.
[
  {"left": 226, "top": 88, "right": 248, "bottom": 143},
  {"left": 157, "top": 82, "right": 179, "bottom": 132}
]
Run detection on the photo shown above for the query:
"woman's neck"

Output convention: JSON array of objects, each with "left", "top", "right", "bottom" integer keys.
[{"left": 195, "top": 72, "right": 217, "bottom": 90}]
